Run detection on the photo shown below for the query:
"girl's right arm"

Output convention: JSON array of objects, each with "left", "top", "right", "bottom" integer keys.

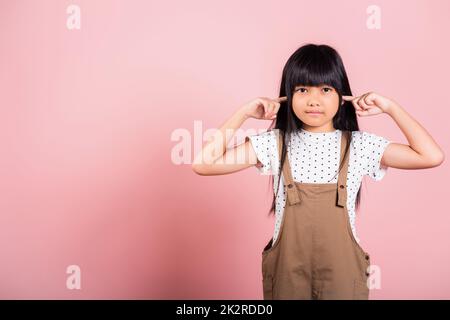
[{"left": 192, "top": 97, "right": 284, "bottom": 176}]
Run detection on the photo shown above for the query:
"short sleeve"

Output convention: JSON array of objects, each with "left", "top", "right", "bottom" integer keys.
[
  {"left": 247, "top": 130, "right": 278, "bottom": 176},
  {"left": 360, "top": 131, "right": 392, "bottom": 181}
]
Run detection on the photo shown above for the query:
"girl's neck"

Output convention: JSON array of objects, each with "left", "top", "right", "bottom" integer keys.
[{"left": 301, "top": 124, "right": 337, "bottom": 133}]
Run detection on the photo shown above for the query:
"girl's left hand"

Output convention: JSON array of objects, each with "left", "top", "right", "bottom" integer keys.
[{"left": 342, "top": 92, "right": 394, "bottom": 116}]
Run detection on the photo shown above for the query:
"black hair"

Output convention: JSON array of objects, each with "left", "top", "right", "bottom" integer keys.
[{"left": 266, "top": 43, "right": 361, "bottom": 216}]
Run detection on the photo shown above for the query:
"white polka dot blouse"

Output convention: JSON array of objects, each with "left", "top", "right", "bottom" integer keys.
[{"left": 248, "top": 128, "right": 391, "bottom": 246}]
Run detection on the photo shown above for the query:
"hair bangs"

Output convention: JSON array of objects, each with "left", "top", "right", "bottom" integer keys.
[{"left": 285, "top": 49, "right": 344, "bottom": 95}]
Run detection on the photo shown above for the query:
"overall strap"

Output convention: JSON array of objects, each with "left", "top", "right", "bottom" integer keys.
[
  {"left": 276, "top": 130, "right": 301, "bottom": 206},
  {"left": 336, "top": 131, "right": 350, "bottom": 207}
]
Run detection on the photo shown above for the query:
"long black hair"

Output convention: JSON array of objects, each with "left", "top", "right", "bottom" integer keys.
[{"left": 266, "top": 43, "right": 361, "bottom": 216}]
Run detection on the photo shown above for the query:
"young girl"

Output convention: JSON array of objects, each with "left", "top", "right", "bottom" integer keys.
[{"left": 192, "top": 43, "right": 444, "bottom": 300}]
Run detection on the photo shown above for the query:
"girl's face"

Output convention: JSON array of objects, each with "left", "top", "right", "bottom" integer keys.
[{"left": 291, "top": 84, "right": 341, "bottom": 131}]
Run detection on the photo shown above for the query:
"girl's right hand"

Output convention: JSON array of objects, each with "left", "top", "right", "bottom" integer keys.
[{"left": 240, "top": 96, "right": 287, "bottom": 120}]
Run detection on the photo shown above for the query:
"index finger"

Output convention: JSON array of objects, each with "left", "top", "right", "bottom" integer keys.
[
  {"left": 342, "top": 95, "right": 355, "bottom": 101},
  {"left": 275, "top": 96, "right": 287, "bottom": 102}
]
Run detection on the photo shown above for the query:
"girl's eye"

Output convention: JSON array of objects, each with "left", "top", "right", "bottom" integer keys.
[{"left": 296, "top": 87, "right": 332, "bottom": 93}]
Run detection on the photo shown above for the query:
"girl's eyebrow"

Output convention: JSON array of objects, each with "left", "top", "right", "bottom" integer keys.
[{"left": 295, "top": 85, "right": 332, "bottom": 89}]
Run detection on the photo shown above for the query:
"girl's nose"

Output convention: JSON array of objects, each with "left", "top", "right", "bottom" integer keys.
[{"left": 307, "top": 101, "right": 320, "bottom": 107}]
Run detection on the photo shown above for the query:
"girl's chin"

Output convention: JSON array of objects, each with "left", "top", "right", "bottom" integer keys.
[{"left": 300, "top": 117, "right": 329, "bottom": 125}]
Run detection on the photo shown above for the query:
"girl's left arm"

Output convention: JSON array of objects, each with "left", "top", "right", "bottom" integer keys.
[{"left": 343, "top": 93, "right": 445, "bottom": 170}]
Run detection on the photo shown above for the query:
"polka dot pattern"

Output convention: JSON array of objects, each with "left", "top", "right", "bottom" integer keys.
[{"left": 248, "top": 129, "right": 391, "bottom": 245}]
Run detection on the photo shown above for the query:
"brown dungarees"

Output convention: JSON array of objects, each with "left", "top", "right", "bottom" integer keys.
[{"left": 261, "top": 130, "right": 371, "bottom": 300}]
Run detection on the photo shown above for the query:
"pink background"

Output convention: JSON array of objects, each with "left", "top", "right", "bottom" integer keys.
[{"left": 1, "top": 0, "right": 449, "bottom": 299}]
